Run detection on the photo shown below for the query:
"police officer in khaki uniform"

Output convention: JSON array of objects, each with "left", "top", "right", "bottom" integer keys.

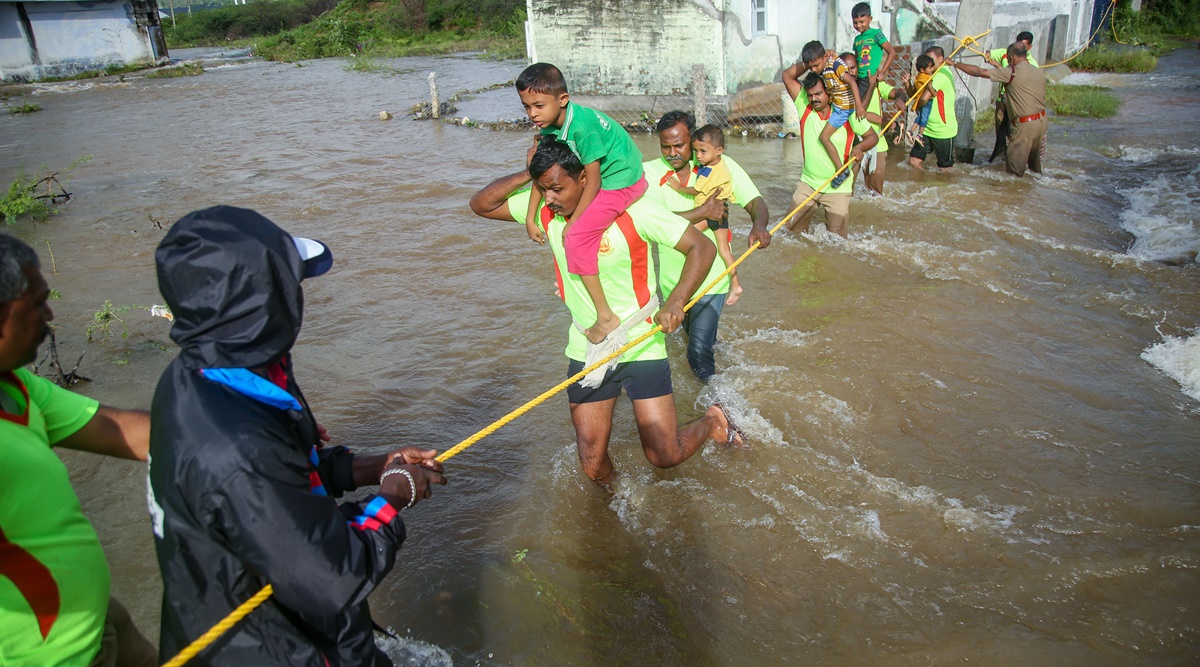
[{"left": 952, "top": 42, "right": 1048, "bottom": 177}]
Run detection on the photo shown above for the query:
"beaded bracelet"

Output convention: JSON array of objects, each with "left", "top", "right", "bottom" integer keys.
[{"left": 380, "top": 467, "right": 417, "bottom": 510}]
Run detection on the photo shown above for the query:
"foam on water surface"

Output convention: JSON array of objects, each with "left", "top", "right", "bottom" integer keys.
[{"left": 1142, "top": 329, "right": 1200, "bottom": 402}]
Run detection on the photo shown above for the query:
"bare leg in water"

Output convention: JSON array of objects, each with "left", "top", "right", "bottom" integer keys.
[{"left": 570, "top": 395, "right": 742, "bottom": 485}]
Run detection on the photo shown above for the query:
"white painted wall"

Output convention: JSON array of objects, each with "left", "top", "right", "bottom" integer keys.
[
  {"left": 0, "top": 3, "right": 32, "bottom": 75},
  {"left": 931, "top": 0, "right": 1098, "bottom": 59},
  {"left": 0, "top": 1, "right": 158, "bottom": 81}
]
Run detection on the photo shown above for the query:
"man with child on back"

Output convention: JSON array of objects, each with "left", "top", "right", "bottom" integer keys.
[
  {"left": 642, "top": 110, "right": 772, "bottom": 382},
  {"left": 470, "top": 139, "right": 745, "bottom": 486}
]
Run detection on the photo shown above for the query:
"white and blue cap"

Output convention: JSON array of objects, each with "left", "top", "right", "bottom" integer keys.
[{"left": 292, "top": 236, "right": 333, "bottom": 280}]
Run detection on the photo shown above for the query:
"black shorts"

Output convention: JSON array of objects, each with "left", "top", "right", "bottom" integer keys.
[
  {"left": 856, "top": 76, "right": 870, "bottom": 99},
  {"left": 909, "top": 134, "right": 955, "bottom": 168},
  {"left": 706, "top": 213, "right": 729, "bottom": 232},
  {"left": 567, "top": 359, "right": 673, "bottom": 404}
]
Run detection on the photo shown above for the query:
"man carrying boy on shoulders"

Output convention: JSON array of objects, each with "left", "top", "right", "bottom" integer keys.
[
  {"left": 781, "top": 66, "right": 879, "bottom": 237},
  {"left": 470, "top": 140, "right": 744, "bottom": 485}
]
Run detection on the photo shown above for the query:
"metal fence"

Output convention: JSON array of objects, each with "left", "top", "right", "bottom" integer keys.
[{"left": 426, "top": 58, "right": 912, "bottom": 146}]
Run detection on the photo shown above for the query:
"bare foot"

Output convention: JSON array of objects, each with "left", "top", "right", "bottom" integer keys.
[
  {"left": 708, "top": 403, "right": 746, "bottom": 447},
  {"left": 584, "top": 312, "right": 621, "bottom": 344},
  {"left": 725, "top": 284, "right": 743, "bottom": 306}
]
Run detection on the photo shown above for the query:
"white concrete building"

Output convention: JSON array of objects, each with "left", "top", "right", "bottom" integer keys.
[
  {"left": 525, "top": 0, "right": 1100, "bottom": 96},
  {"left": 1, "top": 0, "right": 168, "bottom": 81}
]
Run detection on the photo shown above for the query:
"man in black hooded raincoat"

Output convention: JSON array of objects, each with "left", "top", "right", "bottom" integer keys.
[{"left": 148, "top": 206, "right": 447, "bottom": 666}]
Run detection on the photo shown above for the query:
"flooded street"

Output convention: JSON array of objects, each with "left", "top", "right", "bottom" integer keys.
[{"left": 2, "top": 46, "right": 1198, "bottom": 666}]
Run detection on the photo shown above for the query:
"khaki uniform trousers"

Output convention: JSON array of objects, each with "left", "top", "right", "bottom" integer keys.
[{"left": 1006, "top": 115, "right": 1048, "bottom": 177}]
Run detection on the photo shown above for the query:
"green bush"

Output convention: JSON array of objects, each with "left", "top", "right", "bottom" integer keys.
[
  {"left": 1069, "top": 44, "right": 1157, "bottom": 72},
  {"left": 164, "top": 0, "right": 339, "bottom": 46}
]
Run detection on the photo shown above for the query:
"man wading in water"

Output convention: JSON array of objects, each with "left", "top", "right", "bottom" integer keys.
[
  {"left": 470, "top": 139, "right": 745, "bottom": 485},
  {"left": 952, "top": 42, "right": 1048, "bottom": 177}
]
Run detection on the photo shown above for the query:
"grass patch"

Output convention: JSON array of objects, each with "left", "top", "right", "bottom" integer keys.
[
  {"left": 7, "top": 101, "right": 41, "bottom": 114},
  {"left": 1046, "top": 83, "right": 1120, "bottom": 117},
  {"left": 145, "top": 63, "right": 205, "bottom": 78},
  {"left": 973, "top": 107, "right": 995, "bottom": 135},
  {"left": 1069, "top": 44, "right": 1158, "bottom": 72}
]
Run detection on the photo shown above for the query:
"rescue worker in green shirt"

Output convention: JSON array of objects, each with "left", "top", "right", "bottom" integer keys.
[
  {"left": 470, "top": 140, "right": 745, "bottom": 485},
  {"left": 0, "top": 232, "right": 156, "bottom": 667},
  {"left": 781, "top": 66, "right": 880, "bottom": 237},
  {"left": 641, "top": 110, "right": 772, "bottom": 381},
  {"left": 908, "top": 46, "right": 959, "bottom": 171}
]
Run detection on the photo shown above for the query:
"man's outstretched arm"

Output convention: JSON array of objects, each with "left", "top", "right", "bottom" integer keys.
[
  {"left": 58, "top": 406, "right": 150, "bottom": 461},
  {"left": 469, "top": 171, "right": 532, "bottom": 221},
  {"left": 950, "top": 60, "right": 991, "bottom": 79},
  {"left": 655, "top": 226, "right": 717, "bottom": 333},
  {"left": 745, "top": 196, "right": 771, "bottom": 249}
]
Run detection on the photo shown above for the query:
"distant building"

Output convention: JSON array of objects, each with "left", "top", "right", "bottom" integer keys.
[
  {"left": 524, "top": 0, "right": 1099, "bottom": 98},
  {"left": 525, "top": 0, "right": 865, "bottom": 97},
  {"left": 0, "top": 0, "right": 168, "bottom": 81}
]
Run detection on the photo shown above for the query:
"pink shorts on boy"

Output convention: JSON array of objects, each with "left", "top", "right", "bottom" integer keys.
[{"left": 563, "top": 176, "right": 649, "bottom": 276}]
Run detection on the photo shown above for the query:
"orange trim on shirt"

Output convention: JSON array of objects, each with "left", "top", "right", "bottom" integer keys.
[
  {"left": 611, "top": 212, "right": 652, "bottom": 319},
  {"left": 540, "top": 206, "right": 565, "bottom": 302}
]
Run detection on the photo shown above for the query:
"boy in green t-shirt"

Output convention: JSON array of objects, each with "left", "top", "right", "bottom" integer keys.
[
  {"left": 516, "top": 63, "right": 648, "bottom": 345},
  {"left": 851, "top": 2, "right": 896, "bottom": 120}
]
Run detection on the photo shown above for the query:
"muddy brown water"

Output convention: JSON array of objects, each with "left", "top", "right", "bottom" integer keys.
[{"left": 2, "top": 48, "right": 1198, "bottom": 666}]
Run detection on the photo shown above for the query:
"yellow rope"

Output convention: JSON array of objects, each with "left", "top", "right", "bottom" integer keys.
[
  {"left": 162, "top": 28, "right": 992, "bottom": 667},
  {"left": 161, "top": 585, "right": 274, "bottom": 667},
  {"left": 1043, "top": 0, "right": 1119, "bottom": 68}
]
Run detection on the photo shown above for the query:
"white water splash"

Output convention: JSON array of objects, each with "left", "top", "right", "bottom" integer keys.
[
  {"left": 1142, "top": 330, "right": 1200, "bottom": 402},
  {"left": 1118, "top": 164, "right": 1200, "bottom": 264},
  {"left": 376, "top": 633, "right": 453, "bottom": 667},
  {"left": 1117, "top": 144, "right": 1200, "bottom": 164}
]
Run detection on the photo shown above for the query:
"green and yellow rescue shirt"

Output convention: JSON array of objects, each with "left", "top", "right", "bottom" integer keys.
[
  {"left": 925, "top": 67, "right": 958, "bottom": 140},
  {"left": 1, "top": 369, "right": 107, "bottom": 667},
  {"left": 540, "top": 102, "right": 644, "bottom": 190},
  {"left": 988, "top": 48, "right": 1039, "bottom": 68},
  {"left": 642, "top": 155, "right": 762, "bottom": 298},
  {"left": 865, "top": 80, "right": 896, "bottom": 152},
  {"left": 509, "top": 188, "right": 692, "bottom": 363},
  {"left": 853, "top": 27, "right": 890, "bottom": 78},
  {"left": 795, "top": 89, "right": 874, "bottom": 195}
]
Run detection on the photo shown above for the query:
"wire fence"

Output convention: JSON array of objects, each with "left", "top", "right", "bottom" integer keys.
[{"left": 434, "top": 57, "right": 912, "bottom": 146}]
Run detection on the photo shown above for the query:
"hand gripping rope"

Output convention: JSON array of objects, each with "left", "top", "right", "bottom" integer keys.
[{"left": 162, "top": 29, "right": 992, "bottom": 667}]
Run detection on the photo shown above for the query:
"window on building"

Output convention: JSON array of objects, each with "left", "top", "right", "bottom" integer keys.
[{"left": 752, "top": 0, "right": 768, "bottom": 36}]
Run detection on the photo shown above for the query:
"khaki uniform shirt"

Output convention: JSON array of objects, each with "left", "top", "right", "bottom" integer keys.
[{"left": 987, "top": 60, "right": 1046, "bottom": 122}]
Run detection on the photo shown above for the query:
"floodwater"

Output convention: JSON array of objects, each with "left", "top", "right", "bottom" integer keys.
[{"left": 2, "top": 45, "right": 1198, "bottom": 666}]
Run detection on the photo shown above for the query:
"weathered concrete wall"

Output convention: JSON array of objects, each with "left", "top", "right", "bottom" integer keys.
[
  {"left": 527, "top": 0, "right": 721, "bottom": 95},
  {"left": 0, "top": 0, "right": 164, "bottom": 81},
  {"left": 931, "top": 0, "right": 1098, "bottom": 60},
  {"left": 527, "top": 0, "right": 899, "bottom": 97},
  {"left": 0, "top": 3, "right": 32, "bottom": 75}
]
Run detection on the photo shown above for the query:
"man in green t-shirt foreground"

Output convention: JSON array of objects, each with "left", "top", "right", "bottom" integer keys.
[
  {"left": 469, "top": 140, "right": 745, "bottom": 485},
  {"left": 0, "top": 233, "right": 156, "bottom": 667},
  {"left": 781, "top": 65, "right": 879, "bottom": 237}
]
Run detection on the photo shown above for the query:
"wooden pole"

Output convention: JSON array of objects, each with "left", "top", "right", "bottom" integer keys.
[
  {"left": 692, "top": 64, "right": 707, "bottom": 127},
  {"left": 429, "top": 72, "right": 439, "bottom": 119}
]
